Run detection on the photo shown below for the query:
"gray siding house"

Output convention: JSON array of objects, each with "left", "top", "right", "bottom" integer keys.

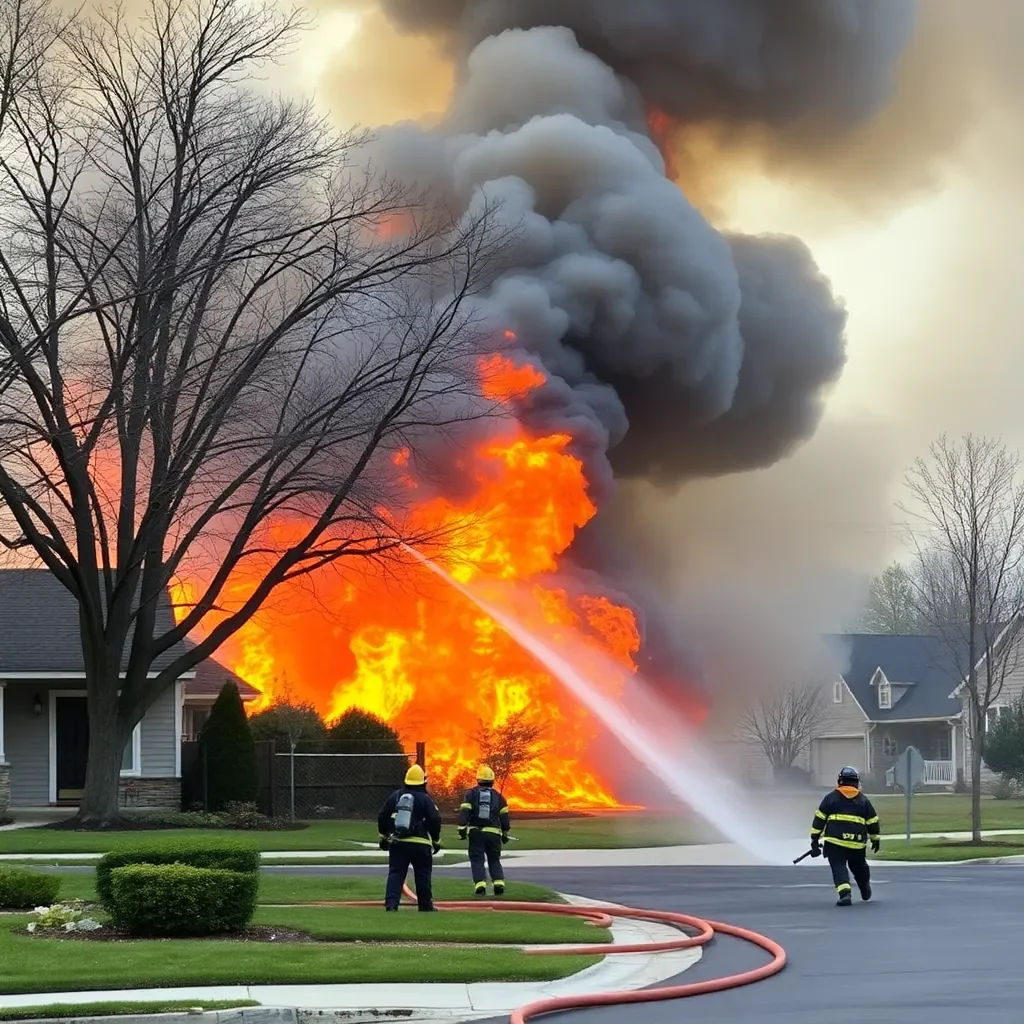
[
  {"left": 813, "top": 633, "right": 968, "bottom": 790},
  {"left": 0, "top": 570, "right": 259, "bottom": 814}
]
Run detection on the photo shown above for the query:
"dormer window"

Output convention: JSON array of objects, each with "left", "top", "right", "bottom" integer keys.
[
  {"left": 833, "top": 681, "right": 843, "bottom": 704},
  {"left": 878, "top": 679, "right": 892, "bottom": 709}
]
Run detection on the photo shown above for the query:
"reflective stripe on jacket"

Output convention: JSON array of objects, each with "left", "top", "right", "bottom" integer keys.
[{"left": 810, "top": 785, "right": 880, "bottom": 850}]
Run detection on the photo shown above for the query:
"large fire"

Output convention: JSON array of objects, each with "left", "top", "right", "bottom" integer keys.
[{"left": 175, "top": 347, "right": 650, "bottom": 809}]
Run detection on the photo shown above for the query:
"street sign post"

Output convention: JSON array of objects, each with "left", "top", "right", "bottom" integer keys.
[{"left": 896, "top": 745, "right": 926, "bottom": 843}]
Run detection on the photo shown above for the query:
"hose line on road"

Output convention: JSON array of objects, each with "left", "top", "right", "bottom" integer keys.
[{"left": 376, "top": 883, "right": 788, "bottom": 1023}]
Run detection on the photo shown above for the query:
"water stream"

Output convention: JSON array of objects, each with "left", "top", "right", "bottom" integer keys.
[{"left": 410, "top": 548, "right": 793, "bottom": 865}]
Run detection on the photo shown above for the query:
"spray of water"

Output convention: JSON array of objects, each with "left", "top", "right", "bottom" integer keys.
[{"left": 407, "top": 546, "right": 795, "bottom": 865}]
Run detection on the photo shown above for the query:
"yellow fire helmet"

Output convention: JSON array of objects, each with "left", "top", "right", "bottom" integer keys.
[
  {"left": 405, "top": 764, "right": 427, "bottom": 786},
  {"left": 477, "top": 765, "right": 496, "bottom": 783}
]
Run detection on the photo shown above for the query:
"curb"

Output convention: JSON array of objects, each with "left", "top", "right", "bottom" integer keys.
[{"left": 0, "top": 894, "right": 700, "bottom": 1021}]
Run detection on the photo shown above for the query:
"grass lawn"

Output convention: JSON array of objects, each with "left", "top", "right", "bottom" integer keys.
[
  {"left": 0, "top": 1002, "right": 259, "bottom": 1021},
  {"left": 875, "top": 838, "right": 1024, "bottom": 861},
  {"left": 253, "top": 905, "right": 610, "bottom": 945},
  {"left": 45, "top": 872, "right": 562, "bottom": 907},
  {"left": 869, "top": 794, "right": 1024, "bottom": 835},
  {"left": 0, "top": 815, "right": 695, "bottom": 855},
  {"left": 0, "top": 917, "right": 600, "bottom": 995}
]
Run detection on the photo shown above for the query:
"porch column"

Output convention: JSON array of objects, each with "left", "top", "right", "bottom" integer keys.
[
  {"left": 0, "top": 681, "right": 6, "bottom": 764},
  {"left": 950, "top": 720, "right": 958, "bottom": 785}
]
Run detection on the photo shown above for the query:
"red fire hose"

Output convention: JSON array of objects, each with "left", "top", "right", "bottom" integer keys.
[{"left": 358, "top": 883, "right": 789, "bottom": 1023}]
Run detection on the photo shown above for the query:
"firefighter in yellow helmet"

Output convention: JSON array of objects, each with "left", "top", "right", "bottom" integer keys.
[
  {"left": 376, "top": 763, "right": 442, "bottom": 911},
  {"left": 457, "top": 765, "right": 511, "bottom": 897}
]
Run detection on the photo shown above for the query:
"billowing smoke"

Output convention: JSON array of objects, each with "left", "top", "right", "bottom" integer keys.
[{"left": 355, "top": 24, "right": 850, "bottom": 493}]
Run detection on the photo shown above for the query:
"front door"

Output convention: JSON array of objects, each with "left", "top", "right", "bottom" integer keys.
[{"left": 54, "top": 696, "right": 89, "bottom": 802}]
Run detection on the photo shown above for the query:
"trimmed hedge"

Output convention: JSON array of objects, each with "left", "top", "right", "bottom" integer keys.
[
  {"left": 0, "top": 867, "right": 61, "bottom": 909},
  {"left": 96, "top": 839, "right": 260, "bottom": 910},
  {"left": 108, "top": 863, "right": 258, "bottom": 936}
]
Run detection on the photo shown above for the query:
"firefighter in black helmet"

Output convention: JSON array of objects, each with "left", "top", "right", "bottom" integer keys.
[
  {"left": 377, "top": 763, "right": 442, "bottom": 912},
  {"left": 810, "top": 765, "right": 881, "bottom": 906},
  {"left": 457, "top": 765, "right": 511, "bottom": 897}
]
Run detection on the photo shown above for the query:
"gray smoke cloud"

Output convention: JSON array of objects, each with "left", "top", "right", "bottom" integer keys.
[
  {"left": 356, "top": 24, "right": 850, "bottom": 492},
  {"left": 382, "top": 0, "right": 915, "bottom": 135}
]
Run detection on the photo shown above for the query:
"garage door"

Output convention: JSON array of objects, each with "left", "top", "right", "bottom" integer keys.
[{"left": 812, "top": 737, "right": 865, "bottom": 787}]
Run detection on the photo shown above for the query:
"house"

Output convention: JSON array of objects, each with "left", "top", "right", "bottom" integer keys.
[
  {"left": 0, "top": 569, "right": 260, "bottom": 813},
  {"left": 811, "top": 634, "right": 966, "bottom": 790}
]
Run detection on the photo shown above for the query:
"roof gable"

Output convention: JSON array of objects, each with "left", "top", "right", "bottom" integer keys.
[
  {"left": 0, "top": 568, "right": 189, "bottom": 674},
  {"left": 827, "top": 633, "right": 966, "bottom": 721}
]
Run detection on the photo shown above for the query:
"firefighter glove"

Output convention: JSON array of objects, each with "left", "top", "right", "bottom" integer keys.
[
  {"left": 810, "top": 837, "right": 821, "bottom": 858},
  {"left": 457, "top": 827, "right": 467, "bottom": 841},
  {"left": 501, "top": 833, "right": 509, "bottom": 845},
  {"left": 870, "top": 837, "right": 880, "bottom": 854},
  {"left": 378, "top": 838, "right": 390, "bottom": 851},
  {"left": 432, "top": 841, "right": 442, "bottom": 855}
]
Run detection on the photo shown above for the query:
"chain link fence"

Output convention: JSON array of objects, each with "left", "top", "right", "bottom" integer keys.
[{"left": 270, "top": 745, "right": 424, "bottom": 819}]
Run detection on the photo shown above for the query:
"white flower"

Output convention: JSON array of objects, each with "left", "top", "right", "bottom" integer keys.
[
  {"left": 74, "top": 919, "right": 102, "bottom": 932},
  {"left": 64, "top": 921, "right": 76, "bottom": 931},
  {"left": 33, "top": 906, "right": 50, "bottom": 915},
  {"left": 26, "top": 923, "right": 36, "bottom": 933}
]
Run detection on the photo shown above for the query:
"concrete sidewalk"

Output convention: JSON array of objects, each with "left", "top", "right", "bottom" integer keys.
[{"left": 0, "top": 894, "right": 701, "bottom": 1017}]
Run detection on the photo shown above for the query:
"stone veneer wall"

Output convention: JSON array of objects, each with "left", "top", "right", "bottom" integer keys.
[
  {"left": 0, "top": 764, "right": 10, "bottom": 814},
  {"left": 118, "top": 777, "right": 180, "bottom": 811}
]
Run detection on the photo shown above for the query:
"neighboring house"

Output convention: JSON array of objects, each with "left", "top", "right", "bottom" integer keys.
[
  {"left": 0, "top": 569, "right": 259, "bottom": 812},
  {"left": 812, "top": 634, "right": 966, "bottom": 790}
]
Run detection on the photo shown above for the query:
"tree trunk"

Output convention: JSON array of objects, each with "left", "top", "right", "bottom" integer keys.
[
  {"left": 75, "top": 698, "right": 133, "bottom": 827},
  {"left": 971, "top": 743, "right": 984, "bottom": 843}
]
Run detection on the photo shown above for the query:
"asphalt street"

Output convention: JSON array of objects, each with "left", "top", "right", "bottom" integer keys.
[{"left": 503, "top": 863, "right": 1024, "bottom": 1024}]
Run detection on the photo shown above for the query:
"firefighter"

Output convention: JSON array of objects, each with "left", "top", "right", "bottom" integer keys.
[
  {"left": 809, "top": 765, "right": 881, "bottom": 906},
  {"left": 457, "top": 765, "right": 511, "bottom": 898},
  {"left": 377, "top": 763, "right": 442, "bottom": 912}
]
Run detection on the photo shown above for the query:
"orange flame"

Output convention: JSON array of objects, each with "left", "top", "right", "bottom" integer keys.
[
  {"left": 172, "top": 350, "right": 654, "bottom": 808},
  {"left": 646, "top": 106, "right": 679, "bottom": 182}
]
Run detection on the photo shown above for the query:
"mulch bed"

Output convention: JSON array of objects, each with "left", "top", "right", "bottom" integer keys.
[{"left": 17, "top": 925, "right": 314, "bottom": 943}]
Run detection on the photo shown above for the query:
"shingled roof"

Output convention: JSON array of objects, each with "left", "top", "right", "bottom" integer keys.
[
  {"left": 0, "top": 569, "right": 260, "bottom": 700},
  {"left": 828, "top": 633, "right": 968, "bottom": 721}
]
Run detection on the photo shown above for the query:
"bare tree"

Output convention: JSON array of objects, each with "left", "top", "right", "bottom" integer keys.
[
  {"left": 901, "top": 434, "right": 1024, "bottom": 842},
  {"left": 477, "top": 710, "right": 550, "bottom": 794},
  {"left": 0, "top": 0, "right": 504, "bottom": 824},
  {"left": 741, "top": 683, "right": 827, "bottom": 776},
  {"left": 858, "top": 561, "right": 926, "bottom": 634}
]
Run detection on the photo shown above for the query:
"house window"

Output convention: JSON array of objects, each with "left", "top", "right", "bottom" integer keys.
[
  {"left": 932, "top": 730, "right": 952, "bottom": 761},
  {"left": 986, "top": 705, "right": 1011, "bottom": 733},
  {"left": 881, "top": 736, "right": 898, "bottom": 757},
  {"left": 184, "top": 706, "right": 211, "bottom": 743},
  {"left": 833, "top": 681, "right": 843, "bottom": 704},
  {"left": 120, "top": 724, "right": 142, "bottom": 777},
  {"left": 878, "top": 680, "right": 892, "bottom": 710}
]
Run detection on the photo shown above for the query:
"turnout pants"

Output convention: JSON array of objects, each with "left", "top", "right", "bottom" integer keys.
[
  {"left": 384, "top": 841, "right": 434, "bottom": 910},
  {"left": 825, "top": 843, "right": 871, "bottom": 898},
  {"left": 468, "top": 831, "right": 505, "bottom": 892}
]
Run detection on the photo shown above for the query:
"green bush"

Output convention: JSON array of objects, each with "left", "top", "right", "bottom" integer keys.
[
  {"left": 250, "top": 699, "right": 327, "bottom": 752},
  {"left": 0, "top": 867, "right": 61, "bottom": 909},
  {"left": 200, "top": 682, "right": 259, "bottom": 811},
  {"left": 96, "top": 839, "right": 260, "bottom": 910},
  {"left": 108, "top": 864, "right": 258, "bottom": 936}
]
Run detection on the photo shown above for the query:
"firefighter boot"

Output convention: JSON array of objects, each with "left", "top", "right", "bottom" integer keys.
[
  {"left": 859, "top": 883, "right": 872, "bottom": 902},
  {"left": 493, "top": 882, "right": 505, "bottom": 898},
  {"left": 474, "top": 882, "right": 487, "bottom": 900},
  {"left": 836, "top": 885, "right": 853, "bottom": 907}
]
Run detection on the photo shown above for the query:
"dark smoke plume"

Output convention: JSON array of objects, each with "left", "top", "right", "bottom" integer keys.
[
  {"left": 355, "top": 23, "right": 853, "bottom": 487},
  {"left": 382, "top": 0, "right": 915, "bottom": 135}
]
